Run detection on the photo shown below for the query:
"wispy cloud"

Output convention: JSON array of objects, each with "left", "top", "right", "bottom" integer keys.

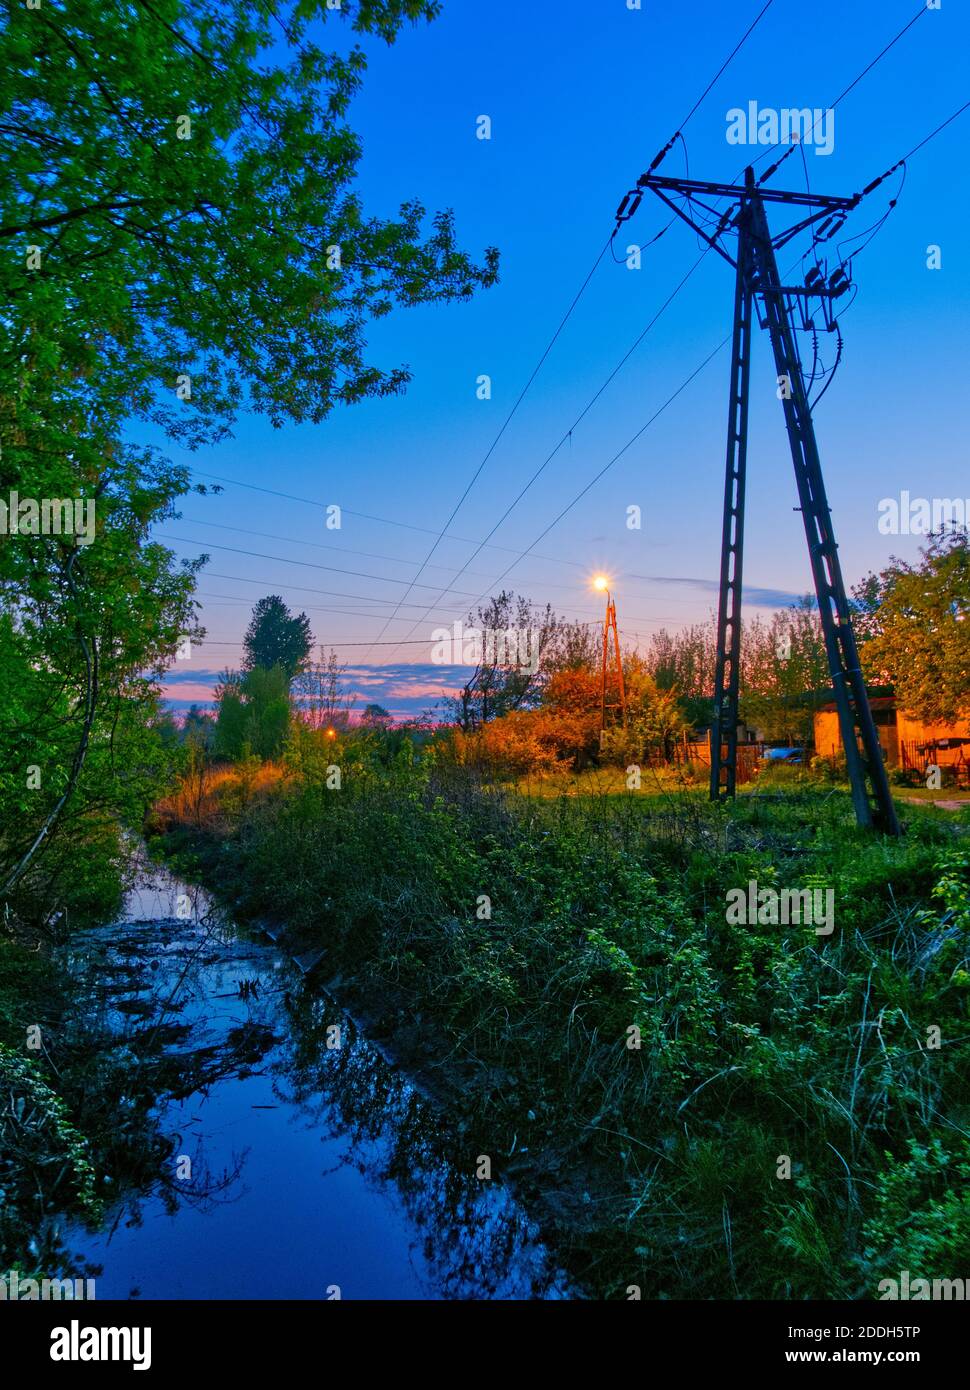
[
  {"left": 162, "top": 667, "right": 225, "bottom": 686},
  {"left": 159, "top": 660, "right": 472, "bottom": 717}
]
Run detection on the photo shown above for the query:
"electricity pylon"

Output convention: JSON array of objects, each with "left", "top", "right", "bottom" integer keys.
[{"left": 623, "top": 165, "right": 900, "bottom": 835}]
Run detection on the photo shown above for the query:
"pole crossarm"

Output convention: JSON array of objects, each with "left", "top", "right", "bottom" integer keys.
[
  {"left": 630, "top": 174, "right": 861, "bottom": 271},
  {"left": 636, "top": 173, "right": 858, "bottom": 212}
]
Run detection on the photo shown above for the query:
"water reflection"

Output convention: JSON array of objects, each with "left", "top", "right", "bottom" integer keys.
[
  {"left": 277, "top": 988, "right": 570, "bottom": 1300},
  {"left": 65, "top": 861, "right": 572, "bottom": 1300}
]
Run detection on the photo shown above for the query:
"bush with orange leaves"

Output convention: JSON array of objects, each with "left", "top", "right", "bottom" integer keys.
[
  {"left": 543, "top": 665, "right": 609, "bottom": 714},
  {"left": 451, "top": 705, "right": 598, "bottom": 776},
  {"left": 449, "top": 657, "right": 689, "bottom": 776},
  {"left": 450, "top": 665, "right": 607, "bottom": 775}
]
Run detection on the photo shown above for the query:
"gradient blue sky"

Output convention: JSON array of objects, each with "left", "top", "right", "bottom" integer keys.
[{"left": 155, "top": 0, "right": 969, "bottom": 718}]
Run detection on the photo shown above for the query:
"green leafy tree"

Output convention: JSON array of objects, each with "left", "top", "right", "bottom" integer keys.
[
  {"left": 181, "top": 704, "right": 216, "bottom": 748},
  {"left": 215, "top": 666, "right": 290, "bottom": 761},
  {"left": 361, "top": 703, "right": 392, "bottom": 728},
  {"left": 849, "top": 572, "right": 883, "bottom": 645},
  {"left": 739, "top": 598, "right": 829, "bottom": 744},
  {"left": 243, "top": 596, "right": 312, "bottom": 683},
  {"left": 0, "top": 0, "right": 498, "bottom": 448},
  {"left": 858, "top": 530, "right": 970, "bottom": 723},
  {"left": 1, "top": 0, "right": 497, "bottom": 901},
  {"left": 213, "top": 671, "right": 248, "bottom": 760},
  {"left": 647, "top": 622, "right": 716, "bottom": 730},
  {"left": 445, "top": 593, "right": 565, "bottom": 731},
  {"left": 0, "top": 451, "right": 203, "bottom": 904},
  {"left": 600, "top": 658, "right": 689, "bottom": 765}
]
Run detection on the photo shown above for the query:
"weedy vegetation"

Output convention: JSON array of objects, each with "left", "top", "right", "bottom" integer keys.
[{"left": 151, "top": 729, "right": 970, "bottom": 1298}]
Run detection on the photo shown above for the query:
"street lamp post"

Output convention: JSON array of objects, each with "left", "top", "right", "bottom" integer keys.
[{"left": 593, "top": 576, "right": 626, "bottom": 737}]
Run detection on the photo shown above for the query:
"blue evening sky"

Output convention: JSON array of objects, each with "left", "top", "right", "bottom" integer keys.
[{"left": 155, "top": 0, "right": 969, "bottom": 717}]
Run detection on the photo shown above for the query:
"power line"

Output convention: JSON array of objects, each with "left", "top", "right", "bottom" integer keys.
[
  {"left": 755, "top": 1, "right": 930, "bottom": 184},
  {"left": 192, "top": 572, "right": 681, "bottom": 633},
  {"left": 614, "top": 4, "right": 940, "bottom": 288},
  {"left": 358, "top": 233, "right": 614, "bottom": 661},
  {"left": 611, "top": 0, "right": 778, "bottom": 255},
  {"left": 854, "top": 96, "right": 970, "bottom": 199},
  {"left": 199, "top": 569, "right": 472, "bottom": 614},
  {"left": 179, "top": 518, "right": 720, "bottom": 606},
  {"left": 192, "top": 589, "right": 473, "bottom": 622},
  {"left": 787, "top": 95, "right": 970, "bottom": 302},
  {"left": 311, "top": 51, "right": 968, "bottom": 643},
  {"left": 189, "top": 636, "right": 437, "bottom": 649},
  {"left": 900, "top": 97, "right": 970, "bottom": 162},
  {"left": 177, "top": 515, "right": 503, "bottom": 583},
  {"left": 184, "top": 222, "right": 923, "bottom": 653},
  {"left": 181, "top": 468, "right": 731, "bottom": 599},
  {"left": 179, "top": 504, "right": 781, "bottom": 625},
  {"left": 449, "top": 335, "right": 733, "bottom": 617},
  {"left": 375, "top": 1, "right": 817, "bottom": 650},
  {"left": 676, "top": 0, "right": 778, "bottom": 135},
  {"left": 181, "top": 484, "right": 793, "bottom": 607},
  {"left": 379, "top": 246, "right": 714, "bottom": 659},
  {"left": 365, "top": 0, "right": 778, "bottom": 661},
  {"left": 450, "top": 10, "right": 948, "bottom": 633},
  {"left": 184, "top": 6, "right": 952, "bottom": 664},
  {"left": 184, "top": 470, "right": 646, "bottom": 571},
  {"left": 181, "top": 613, "right": 661, "bottom": 653},
  {"left": 156, "top": 533, "right": 484, "bottom": 600}
]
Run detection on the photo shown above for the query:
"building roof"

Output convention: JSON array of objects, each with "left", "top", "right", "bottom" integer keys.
[{"left": 816, "top": 695, "right": 896, "bottom": 713}]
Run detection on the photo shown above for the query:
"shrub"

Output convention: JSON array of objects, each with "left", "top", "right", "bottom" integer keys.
[
  {"left": 0, "top": 1045, "right": 102, "bottom": 1269},
  {"left": 450, "top": 707, "right": 597, "bottom": 776}
]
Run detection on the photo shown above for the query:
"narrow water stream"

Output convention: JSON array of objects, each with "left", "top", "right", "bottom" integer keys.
[{"left": 62, "top": 859, "right": 572, "bottom": 1300}]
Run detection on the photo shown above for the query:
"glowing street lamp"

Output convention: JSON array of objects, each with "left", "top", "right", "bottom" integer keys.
[{"left": 590, "top": 574, "right": 626, "bottom": 735}]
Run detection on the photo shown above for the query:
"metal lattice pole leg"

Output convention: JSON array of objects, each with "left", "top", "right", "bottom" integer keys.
[
  {"left": 710, "top": 211, "right": 753, "bottom": 802},
  {"left": 747, "top": 179, "right": 901, "bottom": 835}
]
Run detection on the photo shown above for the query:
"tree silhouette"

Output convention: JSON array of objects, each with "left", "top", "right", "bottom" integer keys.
[{"left": 243, "top": 597, "right": 313, "bottom": 683}]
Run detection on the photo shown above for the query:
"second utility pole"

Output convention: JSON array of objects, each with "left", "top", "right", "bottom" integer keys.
[{"left": 599, "top": 585, "right": 626, "bottom": 738}]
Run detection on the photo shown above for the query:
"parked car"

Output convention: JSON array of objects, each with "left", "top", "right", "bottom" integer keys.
[{"left": 761, "top": 746, "right": 806, "bottom": 764}]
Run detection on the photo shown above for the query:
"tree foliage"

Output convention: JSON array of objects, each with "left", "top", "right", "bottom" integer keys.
[
  {"left": 444, "top": 592, "right": 570, "bottom": 732},
  {"left": 600, "top": 658, "right": 689, "bottom": 765},
  {"left": 0, "top": 447, "right": 203, "bottom": 903},
  {"left": 361, "top": 702, "right": 392, "bottom": 727},
  {"left": 646, "top": 622, "right": 716, "bottom": 730},
  {"left": 293, "top": 646, "right": 356, "bottom": 730},
  {"left": 1, "top": 0, "right": 498, "bottom": 444},
  {"left": 738, "top": 597, "right": 830, "bottom": 744},
  {"left": 243, "top": 595, "right": 312, "bottom": 682},
  {"left": 215, "top": 665, "right": 290, "bottom": 761},
  {"left": 1, "top": 0, "right": 496, "bottom": 904},
  {"left": 858, "top": 530, "right": 970, "bottom": 723}
]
